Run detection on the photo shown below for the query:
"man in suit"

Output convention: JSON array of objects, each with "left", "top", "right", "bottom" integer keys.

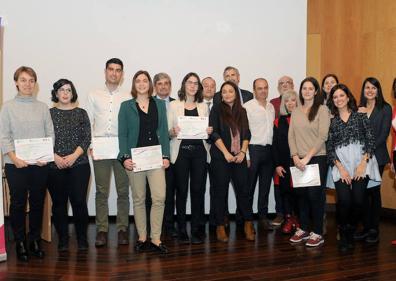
[
  {"left": 213, "top": 66, "right": 253, "bottom": 105},
  {"left": 147, "top": 72, "right": 177, "bottom": 238}
]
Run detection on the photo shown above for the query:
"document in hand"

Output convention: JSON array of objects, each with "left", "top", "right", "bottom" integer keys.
[{"left": 290, "top": 164, "right": 321, "bottom": 188}]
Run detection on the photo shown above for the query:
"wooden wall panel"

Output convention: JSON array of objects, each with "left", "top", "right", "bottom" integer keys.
[{"left": 307, "top": 0, "right": 396, "bottom": 209}]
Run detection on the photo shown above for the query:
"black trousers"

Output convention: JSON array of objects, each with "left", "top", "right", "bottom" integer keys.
[
  {"left": 174, "top": 145, "right": 207, "bottom": 232},
  {"left": 362, "top": 165, "right": 384, "bottom": 232},
  {"left": 335, "top": 178, "right": 369, "bottom": 227},
  {"left": 5, "top": 164, "right": 48, "bottom": 242},
  {"left": 211, "top": 157, "right": 252, "bottom": 225},
  {"left": 248, "top": 145, "right": 273, "bottom": 218},
  {"left": 47, "top": 163, "right": 90, "bottom": 241},
  {"left": 294, "top": 156, "right": 327, "bottom": 235},
  {"left": 278, "top": 167, "right": 297, "bottom": 216}
]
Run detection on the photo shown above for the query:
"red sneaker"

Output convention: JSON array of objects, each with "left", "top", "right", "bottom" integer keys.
[
  {"left": 282, "top": 216, "right": 294, "bottom": 234},
  {"left": 391, "top": 240, "right": 396, "bottom": 245},
  {"left": 290, "top": 228, "right": 310, "bottom": 243}
]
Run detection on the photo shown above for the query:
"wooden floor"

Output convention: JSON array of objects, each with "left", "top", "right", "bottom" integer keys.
[{"left": 1, "top": 214, "right": 396, "bottom": 281}]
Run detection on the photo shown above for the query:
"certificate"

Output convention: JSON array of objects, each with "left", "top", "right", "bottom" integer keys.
[
  {"left": 92, "top": 137, "right": 119, "bottom": 160},
  {"left": 290, "top": 164, "right": 321, "bottom": 188},
  {"left": 177, "top": 116, "right": 208, "bottom": 139},
  {"left": 14, "top": 137, "right": 54, "bottom": 164},
  {"left": 131, "top": 145, "right": 163, "bottom": 172}
]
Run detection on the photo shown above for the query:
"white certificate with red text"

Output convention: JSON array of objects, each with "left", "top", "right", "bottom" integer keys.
[
  {"left": 131, "top": 145, "right": 163, "bottom": 172},
  {"left": 177, "top": 116, "right": 208, "bottom": 139},
  {"left": 14, "top": 137, "right": 54, "bottom": 164}
]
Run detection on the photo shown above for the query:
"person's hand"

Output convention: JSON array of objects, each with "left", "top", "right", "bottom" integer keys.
[
  {"left": 293, "top": 155, "right": 305, "bottom": 171},
  {"left": 338, "top": 165, "right": 352, "bottom": 185},
  {"left": 163, "top": 159, "right": 170, "bottom": 169},
  {"left": 234, "top": 151, "right": 245, "bottom": 163},
  {"left": 224, "top": 151, "right": 235, "bottom": 163},
  {"left": 170, "top": 126, "right": 181, "bottom": 137},
  {"left": 354, "top": 161, "right": 367, "bottom": 181},
  {"left": 36, "top": 161, "right": 47, "bottom": 167},
  {"left": 206, "top": 126, "right": 213, "bottom": 135},
  {"left": 63, "top": 153, "right": 79, "bottom": 167},
  {"left": 300, "top": 155, "right": 311, "bottom": 166},
  {"left": 54, "top": 154, "right": 68, "bottom": 169},
  {"left": 358, "top": 107, "right": 368, "bottom": 114},
  {"left": 12, "top": 157, "right": 28, "bottom": 168},
  {"left": 123, "top": 158, "right": 134, "bottom": 171},
  {"left": 276, "top": 166, "right": 286, "bottom": 177}
]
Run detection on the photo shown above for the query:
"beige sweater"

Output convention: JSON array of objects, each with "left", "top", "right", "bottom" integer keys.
[{"left": 288, "top": 105, "right": 330, "bottom": 158}]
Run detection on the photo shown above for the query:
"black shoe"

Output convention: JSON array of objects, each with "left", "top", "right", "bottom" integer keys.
[
  {"left": 134, "top": 240, "right": 149, "bottom": 253},
  {"left": 191, "top": 233, "right": 203, "bottom": 245},
  {"left": 151, "top": 242, "right": 169, "bottom": 254},
  {"left": 164, "top": 226, "right": 178, "bottom": 238},
  {"left": 29, "top": 240, "right": 45, "bottom": 259},
  {"left": 353, "top": 230, "right": 369, "bottom": 241},
  {"left": 95, "top": 231, "right": 107, "bottom": 247},
  {"left": 365, "top": 229, "right": 379, "bottom": 244},
  {"left": 178, "top": 230, "right": 190, "bottom": 244},
  {"left": 58, "top": 237, "right": 69, "bottom": 252},
  {"left": 77, "top": 238, "right": 89, "bottom": 251},
  {"left": 16, "top": 241, "right": 28, "bottom": 262}
]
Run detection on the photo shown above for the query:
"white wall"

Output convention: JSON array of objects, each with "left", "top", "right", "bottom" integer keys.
[{"left": 1, "top": 0, "right": 307, "bottom": 215}]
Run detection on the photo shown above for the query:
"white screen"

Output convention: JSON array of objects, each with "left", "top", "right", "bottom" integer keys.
[{"left": 1, "top": 0, "right": 307, "bottom": 215}]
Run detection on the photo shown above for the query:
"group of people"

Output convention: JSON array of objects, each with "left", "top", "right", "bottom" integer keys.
[{"left": 1, "top": 58, "right": 395, "bottom": 262}]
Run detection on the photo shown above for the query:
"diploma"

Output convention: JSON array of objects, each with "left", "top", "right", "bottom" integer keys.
[
  {"left": 131, "top": 145, "right": 163, "bottom": 172},
  {"left": 14, "top": 137, "right": 54, "bottom": 164},
  {"left": 290, "top": 164, "right": 321, "bottom": 188},
  {"left": 177, "top": 116, "right": 208, "bottom": 139},
  {"left": 92, "top": 137, "right": 119, "bottom": 160}
]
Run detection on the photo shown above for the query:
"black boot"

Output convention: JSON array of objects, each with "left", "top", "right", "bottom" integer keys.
[
  {"left": 338, "top": 226, "right": 348, "bottom": 252},
  {"left": 16, "top": 241, "right": 28, "bottom": 262},
  {"left": 58, "top": 236, "right": 69, "bottom": 252},
  {"left": 29, "top": 240, "right": 45, "bottom": 258}
]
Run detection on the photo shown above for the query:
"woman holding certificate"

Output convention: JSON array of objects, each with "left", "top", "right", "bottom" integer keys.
[
  {"left": 288, "top": 77, "right": 330, "bottom": 247},
  {"left": 168, "top": 72, "right": 211, "bottom": 244},
  {"left": 0, "top": 66, "right": 54, "bottom": 261},
  {"left": 209, "top": 81, "right": 254, "bottom": 242},
  {"left": 118, "top": 70, "right": 170, "bottom": 254},
  {"left": 48, "top": 79, "right": 91, "bottom": 252},
  {"left": 326, "top": 84, "right": 379, "bottom": 252}
]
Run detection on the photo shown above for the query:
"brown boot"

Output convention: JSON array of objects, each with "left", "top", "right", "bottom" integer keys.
[
  {"left": 244, "top": 221, "right": 255, "bottom": 241},
  {"left": 216, "top": 226, "right": 228, "bottom": 242}
]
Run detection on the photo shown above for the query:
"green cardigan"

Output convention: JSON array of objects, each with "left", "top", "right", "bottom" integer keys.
[{"left": 118, "top": 98, "right": 170, "bottom": 160}]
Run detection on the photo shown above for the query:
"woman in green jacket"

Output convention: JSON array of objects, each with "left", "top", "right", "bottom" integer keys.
[{"left": 118, "top": 70, "right": 170, "bottom": 254}]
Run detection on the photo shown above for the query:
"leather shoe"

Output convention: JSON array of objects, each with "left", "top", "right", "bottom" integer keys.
[
  {"left": 29, "top": 240, "right": 45, "bottom": 259},
  {"left": 216, "top": 226, "right": 228, "bottom": 242},
  {"left": 191, "top": 233, "right": 203, "bottom": 244},
  {"left": 353, "top": 229, "right": 369, "bottom": 241},
  {"left": 58, "top": 237, "right": 69, "bottom": 252},
  {"left": 77, "top": 238, "right": 89, "bottom": 251},
  {"left": 118, "top": 230, "right": 129, "bottom": 245},
  {"left": 134, "top": 240, "right": 149, "bottom": 252},
  {"left": 151, "top": 242, "right": 169, "bottom": 254},
  {"left": 365, "top": 229, "right": 379, "bottom": 244},
  {"left": 16, "top": 241, "right": 28, "bottom": 262},
  {"left": 95, "top": 231, "right": 107, "bottom": 247}
]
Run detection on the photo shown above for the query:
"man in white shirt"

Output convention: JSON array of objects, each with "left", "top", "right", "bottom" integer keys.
[
  {"left": 87, "top": 58, "right": 131, "bottom": 247},
  {"left": 244, "top": 78, "right": 275, "bottom": 229}
]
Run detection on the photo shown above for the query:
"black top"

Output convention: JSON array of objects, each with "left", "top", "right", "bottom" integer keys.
[
  {"left": 213, "top": 88, "right": 253, "bottom": 106},
  {"left": 272, "top": 115, "right": 291, "bottom": 168},
  {"left": 136, "top": 98, "right": 159, "bottom": 147},
  {"left": 181, "top": 107, "right": 202, "bottom": 146},
  {"left": 49, "top": 107, "right": 91, "bottom": 168},
  {"left": 326, "top": 111, "right": 375, "bottom": 165},
  {"left": 366, "top": 103, "right": 392, "bottom": 165},
  {"left": 209, "top": 105, "right": 251, "bottom": 160}
]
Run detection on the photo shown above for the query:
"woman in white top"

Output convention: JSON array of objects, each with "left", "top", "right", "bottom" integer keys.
[{"left": 168, "top": 72, "right": 212, "bottom": 244}]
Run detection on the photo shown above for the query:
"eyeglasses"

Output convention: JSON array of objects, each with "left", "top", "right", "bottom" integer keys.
[
  {"left": 186, "top": 81, "right": 199, "bottom": 86},
  {"left": 58, "top": 88, "right": 72, "bottom": 93},
  {"left": 279, "top": 81, "right": 293, "bottom": 86}
]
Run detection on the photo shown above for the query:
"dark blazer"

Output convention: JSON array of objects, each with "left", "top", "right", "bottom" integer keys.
[
  {"left": 118, "top": 97, "right": 170, "bottom": 160},
  {"left": 213, "top": 88, "right": 253, "bottom": 106},
  {"left": 367, "top": 103, "right": 392, "bottom": 166},
  {"left": 209, "top": 105, "right": 251, "bottom": 161},
  {"left": 272, "top": 115, "right": 291, "bottom": 168}
]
